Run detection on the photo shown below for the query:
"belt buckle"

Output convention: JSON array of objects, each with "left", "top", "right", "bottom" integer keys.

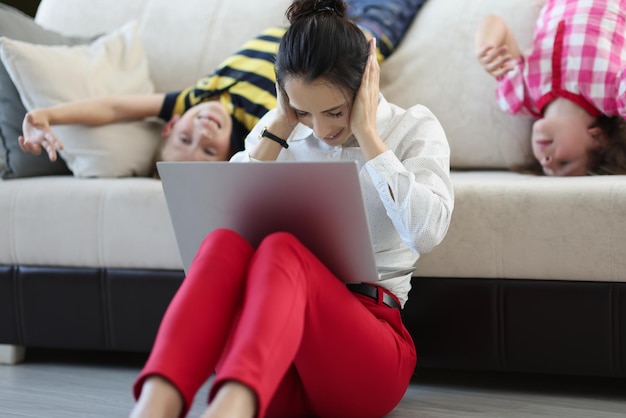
[{"left": 347, "top": 283, "right": 399, "bottom": 309}]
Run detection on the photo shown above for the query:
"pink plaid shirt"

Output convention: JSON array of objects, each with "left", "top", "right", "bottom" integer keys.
[{"left": 496, "top": 0, "right": 626, "bottom": 118}]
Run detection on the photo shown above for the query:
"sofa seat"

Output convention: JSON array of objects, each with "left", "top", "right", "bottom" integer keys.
[
  {"left": 0, "top": 177, "right": 179, "bottom": 269},
  {"left": 419, "top": 172, "right": 626, "bottom": 282},
  {"left": 2, "top": 172, "right": 625, "bottom": 280}
]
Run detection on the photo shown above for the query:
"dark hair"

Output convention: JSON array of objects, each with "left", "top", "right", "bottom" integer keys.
[
  {"left": 587, "top": 115, "right": 626, "bottom": 175},
  {"left": 275, "top": 0, "right": 369, "bottom": 104},
  {"left": 513, "top": 115, "right": 626, "bottom": 176}
]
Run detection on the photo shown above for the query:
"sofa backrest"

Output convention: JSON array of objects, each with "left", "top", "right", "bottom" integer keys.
[
  {"left": 35, "top": 0, "right": 293, "bottom": 93},
  {"left": 382, "top": 0, "right": 546, "bottom": 169},
  {"left": 35, "top": 0, "right": 546, "bottom": 170}
]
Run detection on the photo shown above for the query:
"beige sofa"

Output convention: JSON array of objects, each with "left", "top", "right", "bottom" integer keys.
[{"left": 1, "top": 0, "right": 625, "bottom": 376}]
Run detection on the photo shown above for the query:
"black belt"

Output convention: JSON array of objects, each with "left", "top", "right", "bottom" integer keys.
[{"left": 347, "top": 283, "right": 400, "bottom": 309}]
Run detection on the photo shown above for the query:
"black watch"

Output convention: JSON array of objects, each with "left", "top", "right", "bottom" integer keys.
[{"left": 260, "top": 127, "right": 289, "bottom": 149}]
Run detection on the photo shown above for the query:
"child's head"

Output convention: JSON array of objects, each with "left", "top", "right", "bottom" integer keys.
[
  {"left": 155, "top": 101, "right": 234, "bottom": 164},
  {"left": 530, "top": 101, "right": 626, "bottom": 176},
  {"left": 275, "top": 0, "right": 369, "bottom": 145}
]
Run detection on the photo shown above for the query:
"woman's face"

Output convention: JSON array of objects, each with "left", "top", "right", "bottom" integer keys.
[
  {"left": 284, "top": 77, "right": 353, "bottom": 146},
  {"left": 161, "top": 101, "right": 232, "bottom": 162}
]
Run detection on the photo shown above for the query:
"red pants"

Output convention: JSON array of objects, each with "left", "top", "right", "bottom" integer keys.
[{"left": 133, "top": 229, "right": 416, "bottom": 418}]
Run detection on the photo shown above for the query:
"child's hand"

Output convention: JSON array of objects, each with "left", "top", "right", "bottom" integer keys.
[
  {"left": 476, "top": 44, "right": 515, "bottom": 78},
  {"left": 19, "top": 110, "right": 64, "bottom": 161}
]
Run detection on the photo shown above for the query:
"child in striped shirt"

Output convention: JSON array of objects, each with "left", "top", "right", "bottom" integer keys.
[{"left": 475, "top": 0, "right": 626, "bottom": 176}]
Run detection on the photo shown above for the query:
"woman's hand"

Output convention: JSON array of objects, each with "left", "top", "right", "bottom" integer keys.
[
  {"left": 351, "top": 38, "right": 387, "bottom": 160},
  {"left": 249, "top": 84, "right": 298, "bottom": 161},
  {"left": 274, "top": 83, "right": 299, "bottom": 133},
  {"left": 19, "top": 110, "right": 64, "bottom": 161}
]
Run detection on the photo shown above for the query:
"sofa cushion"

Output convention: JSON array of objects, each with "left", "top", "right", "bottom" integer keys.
[
  {"left": 381, "top": 0, "right": 546, "bottom": 170},
  {"left": 0, "top": 21, "right": 162, "bottom": 178},
  {"left": 414, "top": 171, "right": 626, "bottom": 281},
  {"left": 2, "top": 171, "right": 625, "bottom": 282},
  {"left": 0, "top": 176, "right": 181, "bottom": 269},
  {"left": 0, "top": 3, "right": 97, "bottom": 179}
]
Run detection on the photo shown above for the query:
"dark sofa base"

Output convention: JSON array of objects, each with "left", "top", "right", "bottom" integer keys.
[
  {"left": 0, "top": 265, "right": 184, "bottom": 352},
  {"left": 405, "top": 277, "right": 625, "bottom": 377},
  {"left": 1, "top": 265, "right": 624, "bottom": 377}
]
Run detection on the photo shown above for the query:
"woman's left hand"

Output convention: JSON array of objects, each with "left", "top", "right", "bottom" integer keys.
[{"left": 351, "top": 38, "right": 386, "bottom": 159}]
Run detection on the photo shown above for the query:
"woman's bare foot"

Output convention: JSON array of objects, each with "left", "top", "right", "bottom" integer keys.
[
  {"left": 129, "top": 376, "right": 184, "bottom": 418},
  {"left": 200, "top": 381, "right": 257, "bottom": 418}
]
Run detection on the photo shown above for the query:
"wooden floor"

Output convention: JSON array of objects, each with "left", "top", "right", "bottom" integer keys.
[{"left": 1, "top": 349, "right": 625, "bottom": 418}]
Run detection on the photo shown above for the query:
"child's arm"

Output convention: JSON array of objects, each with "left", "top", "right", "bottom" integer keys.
[
  {"left": 475, "top": 14, "right": 522, "bottom": 78},
  {"left": 19, "top": 93, "right": 165, "bottom": 161}
]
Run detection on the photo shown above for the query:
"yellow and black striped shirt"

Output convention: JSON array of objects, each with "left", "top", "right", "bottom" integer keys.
[{"left": 158, "top": 26, "right": 286, "bottom": 153}]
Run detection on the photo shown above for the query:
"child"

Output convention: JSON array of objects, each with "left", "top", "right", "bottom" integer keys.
[
  {"left": 19, "top": 0, "right": 428, "bottom": 173},
  {"left": 475, "top": 0, "right": 626, "bottom": 176}
]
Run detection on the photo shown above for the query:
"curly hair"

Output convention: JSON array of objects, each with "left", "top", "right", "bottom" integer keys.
[{"left": 587, "top": 115, "right": 626, "bottom": 175}]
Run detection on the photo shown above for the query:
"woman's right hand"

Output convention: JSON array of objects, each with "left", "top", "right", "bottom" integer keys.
[{"left": 19, "top": 110, "right": 64, "bottom": 161}]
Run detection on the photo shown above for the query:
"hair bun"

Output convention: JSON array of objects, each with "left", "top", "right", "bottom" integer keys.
[{"left": 286, "top": 0, "right": 347, "bottom": 24}]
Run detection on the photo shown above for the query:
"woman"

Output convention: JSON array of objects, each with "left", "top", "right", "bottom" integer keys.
[{"left": 130, "top": 0, "right": 453, "bottom": 417}]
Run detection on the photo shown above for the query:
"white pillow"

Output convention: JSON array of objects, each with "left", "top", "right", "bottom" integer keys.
[
  {"left": 380, "top": 0, "right": 546, "bottom": 169},
  {"left": 0, "top": 21, "right": 161, "bottom": 177}
]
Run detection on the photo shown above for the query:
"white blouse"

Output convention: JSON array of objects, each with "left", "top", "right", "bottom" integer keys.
[{"left": 230, "top": 95, "right": 454, "bottom": 307}]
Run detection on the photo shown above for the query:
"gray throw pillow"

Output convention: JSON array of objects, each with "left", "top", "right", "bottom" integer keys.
[{"left": 0, "top": 3, "right": 98, "bottom": 179}]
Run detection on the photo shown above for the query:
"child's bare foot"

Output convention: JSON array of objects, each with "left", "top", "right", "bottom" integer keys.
[
  {"left": 200, "top": 381, "right": 257, "bottom": 418},
  {"left": 129, "top": 376, "right": 184, "bottom": 418}
]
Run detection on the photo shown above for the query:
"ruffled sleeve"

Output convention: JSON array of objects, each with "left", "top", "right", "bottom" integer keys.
[{"left": 495, "top": 56, "right": 541, "bottom": 118}]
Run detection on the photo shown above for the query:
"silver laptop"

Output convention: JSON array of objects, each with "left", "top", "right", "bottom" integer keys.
[{"left": 158, "top": 161, "right": 412, "bottom": 283}]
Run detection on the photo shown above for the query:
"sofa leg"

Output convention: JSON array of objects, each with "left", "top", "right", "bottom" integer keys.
[{"left": 0, "top": 344, "right": 26, "bottom": 364}]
